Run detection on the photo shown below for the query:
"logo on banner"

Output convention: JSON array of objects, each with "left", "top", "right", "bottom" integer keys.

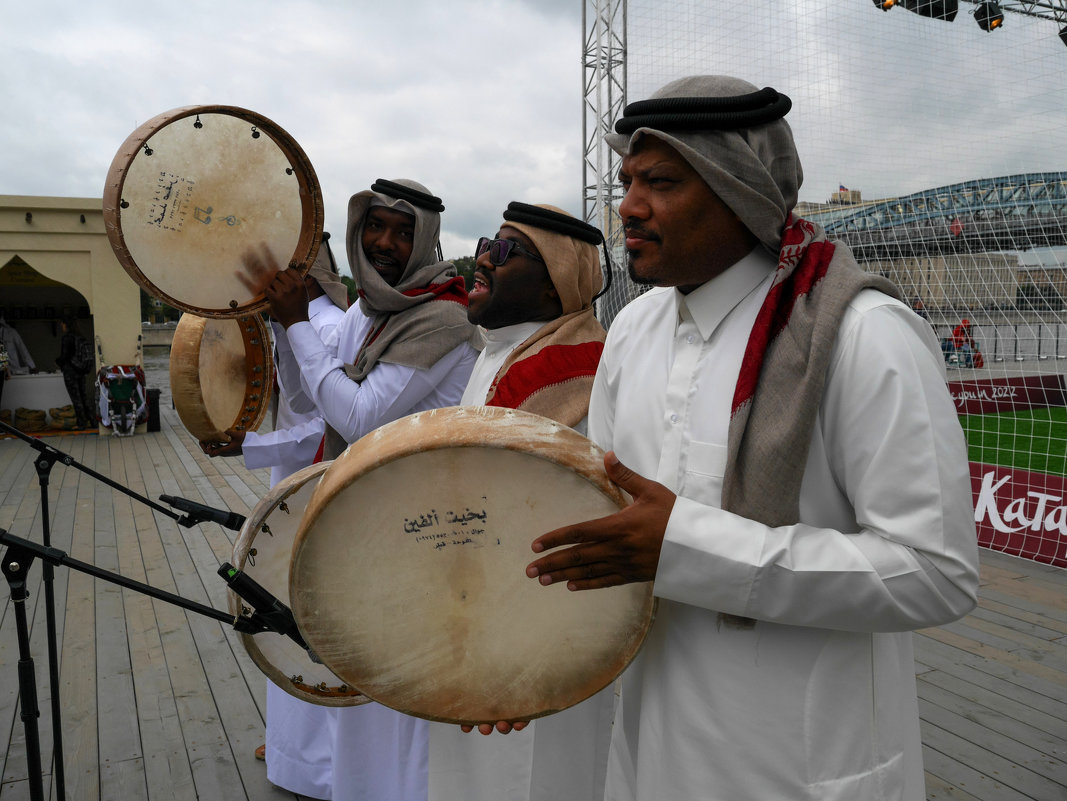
[{"left": 971, "top": 463, "right": 1067, "bottom": 567}]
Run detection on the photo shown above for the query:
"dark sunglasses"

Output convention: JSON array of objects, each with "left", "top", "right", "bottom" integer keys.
[{"left": 475, "top": 236, "right": 544, "bottom": 266}]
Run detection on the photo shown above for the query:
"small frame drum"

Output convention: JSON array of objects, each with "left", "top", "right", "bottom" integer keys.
[
  {"left": 103, "top": 105, "right": 323, "bottom": 318},
  {"left": 289, "top": 406, "right": 656, "bottom": 726},
  {"left": 230, "top": 462, "right": 368, "bottom": 707},
  {"left": 169, "top": 313, "right": 272, "bottom": 443}
]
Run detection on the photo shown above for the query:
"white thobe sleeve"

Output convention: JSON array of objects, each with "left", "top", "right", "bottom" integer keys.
[
  {"left": 285, "top": 320, "right": 458, "bottom": 443},
  {"left": 272, "top": 321, "right": 318, "bottom": 416},
  {"left": 646, "top": 304, "right": 979, "bottom": 633},
  {"left": 241, "top": 416, "right": 326, "bottom": 471}
]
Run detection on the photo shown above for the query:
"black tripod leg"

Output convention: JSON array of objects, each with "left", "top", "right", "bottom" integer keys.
[
  {"left": 33, "top": 455, "right": 66, "bottom": 798},
  {"left": 3, "top": 544, "right": 46, "bottom": 801}
]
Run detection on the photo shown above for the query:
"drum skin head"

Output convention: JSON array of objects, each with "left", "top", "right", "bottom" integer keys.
[
  {"left": 290, "top": 406, "right": 656, "bottom": 726},
  {"left": 103, "top": 105, "right": 323, "bottom": 318},
  {"left": 230, "top": 461, "right": 369, "bottom": 707}
]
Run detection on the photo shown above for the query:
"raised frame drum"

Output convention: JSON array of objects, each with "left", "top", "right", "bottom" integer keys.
[
  {"left": 289, "top": 406, "right": 656, "bottom": 726},
  {"left": 169, "top": 313, "right": 272, "bottom": 443},
  {"left": 103, "top": 105, "right": 323, "bottom": 318},
  {"left": 230, "top": 461, "right": 368, "bottom": 707}
]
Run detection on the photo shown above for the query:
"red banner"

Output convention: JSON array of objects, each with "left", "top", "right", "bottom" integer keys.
[
  {"left": 971, "top": 462, "right": 1067, "bottom": 568},
  {"left": 948, "top": 374, "right": 1067, "bottom": 415}
]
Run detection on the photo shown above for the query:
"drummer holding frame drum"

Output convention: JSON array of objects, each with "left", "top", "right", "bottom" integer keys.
[
  {"left": 425, "top": 204, "right": 613, "bottom": 801},
  {"left": 200, "top": 239, "right": 347, "bottom": 797},
  {"left": 239, "top": 178, "right": 480, "bottom": 801}
]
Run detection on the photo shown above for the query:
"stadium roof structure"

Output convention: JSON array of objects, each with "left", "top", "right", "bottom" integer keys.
[{"left": 804, "top": 172, "right": 1067, "bottom": 259}]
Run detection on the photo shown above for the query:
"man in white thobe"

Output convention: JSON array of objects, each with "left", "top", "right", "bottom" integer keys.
[
  {"left": 246, "top": 178, "right": 480, "bottom": 801},
  {"left": 429, "top": 203, "right": 611, "bottom": 801},
  {"left": 202, "top": 249, "right": 347, "bottom": 798},
  {"left": 523, "top": 76, "right": 980, "bottom": 801}
]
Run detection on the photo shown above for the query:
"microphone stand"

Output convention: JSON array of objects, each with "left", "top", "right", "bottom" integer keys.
[
  {"left": 0, "top": 421, "right": 253, "bottom": 798},
  {"left": 0, "top": 530, "right": 308, "bottom": 801}
]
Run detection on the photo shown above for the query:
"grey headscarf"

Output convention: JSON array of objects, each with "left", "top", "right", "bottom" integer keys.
[
  {"left": 606, "top": 75, "right": 803, "bottom": 253},
  {"left": 343, "top": 179, "right": 479, "bottom": 381},
  {"left": 608, "top": 76, "right": 900, "bottom": 629}
]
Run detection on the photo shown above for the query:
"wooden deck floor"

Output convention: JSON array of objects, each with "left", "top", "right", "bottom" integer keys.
[{"left": 1, "top": 407, "right": 1065, "bottom": 801}]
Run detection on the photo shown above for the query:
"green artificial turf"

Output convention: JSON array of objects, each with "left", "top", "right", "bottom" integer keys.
[{"left": 958, "top": 406, "right": 1067, "bottom": 477}]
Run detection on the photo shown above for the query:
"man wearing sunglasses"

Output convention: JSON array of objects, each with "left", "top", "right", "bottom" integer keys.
[
  {"left": 523, "top": 76, "right": 979, "bottom": 800},
  {"left": 241, "top": 178, "right": 481, "bottom": 801},
  {"left": 424, "top": 203, "right": 611, "bottom": 801},
  {"left": 460, "top": 202, "right": 608, "bottom": 435}
]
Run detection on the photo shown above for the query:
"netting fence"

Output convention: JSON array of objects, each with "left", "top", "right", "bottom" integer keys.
[{"left": 586, "top": 0, "right": 1067, "bottom": 566}]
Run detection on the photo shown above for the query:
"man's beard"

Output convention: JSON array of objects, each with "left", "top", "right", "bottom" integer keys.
[{"left": 626, "top": 251, "right": 658, "bottom": 286}]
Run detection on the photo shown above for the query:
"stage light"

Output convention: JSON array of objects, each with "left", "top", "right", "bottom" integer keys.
[
  {"left": 871, "top": 0, "right": 898, "bottom": 9},
  {"left": 900, "top": 0, "right": 959, "bottom": 21},
  {"left": 974, "top": 2, "right": 1005, "bottom": 31}
]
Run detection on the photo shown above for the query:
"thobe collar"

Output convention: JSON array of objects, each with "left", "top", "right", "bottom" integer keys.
[
  {"left": 480, "top": 321, "right": 545, "bottom": 352},
  {"left": 677, "top": 246, "right": 776, "bottom": 342}
]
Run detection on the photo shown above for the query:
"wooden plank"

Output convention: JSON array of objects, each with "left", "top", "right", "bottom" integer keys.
[
  {"left": 922, "top": 740, "right": 1034, "bottom": 801},
  {"left": 916, "top": 626, "right": 1067, "bottom": 695},
  {"left": 919, "top": 682, "right": 1066, "bottom": 779},
  {"left": 920, "top": 668, "right": 1067, "bottom": 746},
  {"left": 132, "top": 426, "right": 277, "bottom": 800},
  {"left": 973, "top": 598, "right": 1067, "bottom": 639},
  {"left": 914, "top": 633, "right": 1067, "bottom": 716},
  {"left": 924, "top": 770, "right": 986, "bottom": 800},
  {"left": 920, "top": 712, "right": 1066, "bottom": 800},
  {"left": 56, "top": 437, "right": 102, "bottom": 801},
  {"left": 95, "top": 444, "right": 147, "bottom": 801}
]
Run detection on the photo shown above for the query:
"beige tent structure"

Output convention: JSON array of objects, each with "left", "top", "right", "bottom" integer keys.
[{"left": 1, "top": 195, "right": 143, "bottom": 433}]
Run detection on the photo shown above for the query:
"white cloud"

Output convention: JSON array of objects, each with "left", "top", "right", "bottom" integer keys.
[{"left": 2, "top": 0, "right": 1065, "bottom": 274}]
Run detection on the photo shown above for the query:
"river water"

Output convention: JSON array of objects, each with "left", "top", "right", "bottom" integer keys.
[{"left": 142, "top": 345, "right": 172, "bottom": 411}]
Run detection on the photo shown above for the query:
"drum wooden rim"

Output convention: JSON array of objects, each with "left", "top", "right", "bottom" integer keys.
[
  {"left": 290, "top": 406, "right": 656, "bottom": 725},
  {"left": 230, "top": 461, "right": 369, "bottom": 707},
  {"left": 103, "top": 105, "right": 323, "bottom": 318},
  {"left": 169, "top": 313, "right": 272, "bottom": 442}
]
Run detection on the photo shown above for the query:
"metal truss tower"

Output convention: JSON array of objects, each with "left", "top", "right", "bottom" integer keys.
[{"left": 582, "top": 0, "right": 630, "bottom": 321}]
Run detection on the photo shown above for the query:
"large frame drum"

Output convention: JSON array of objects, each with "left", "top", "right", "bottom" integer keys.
[
  {"left": 103, "top": 105, "right": 323, "bottom": 318},
  {"left": 230, "top": 461, "right": 368, "bottom": 706},
  {"left": 289, "top": 406, "right": 656, "bottom": 726},
  {"left": 169, "top": 313, "right": 272, "bottom": 443}
]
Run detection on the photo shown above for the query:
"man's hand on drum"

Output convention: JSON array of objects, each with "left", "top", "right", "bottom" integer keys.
[
  {"left": 238, "top": 244, "right": 310, "bottom": 329},
  {"left": 526, "top": 451, "right": 674, "bottom": 591},
  {"left": 466, "top": 453, "right": 672, "bottom": 736},
  {"left": 199, "top": 429, "right": 245, "bottom": 457}
]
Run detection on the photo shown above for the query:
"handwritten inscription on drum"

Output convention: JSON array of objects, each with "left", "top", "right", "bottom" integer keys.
[
  {"left": 402, "top": 506, "right": 496, "bottom": 551},
  {"left": 148, "top": 172, "right": 195, "bottom": 232}
]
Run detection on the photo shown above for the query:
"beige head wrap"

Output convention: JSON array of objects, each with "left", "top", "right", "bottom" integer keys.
[
  {"left": 482, "top": 205, "right": 607, "bottom": 427},
  {"left": 499, "top": 204, "right": 603, "bottom": 313}
]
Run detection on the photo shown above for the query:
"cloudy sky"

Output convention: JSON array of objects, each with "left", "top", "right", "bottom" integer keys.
[{"left": 2, "top": 0, "right": 1065, "bottom": 273}]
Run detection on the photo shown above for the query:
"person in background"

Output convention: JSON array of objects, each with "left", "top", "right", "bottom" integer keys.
[
  {"left": 1, "top": 315, "right": 36, "bottom": 375},
  {"left": 523, "top": 75, "right": 979, "bottom": 801},
  {"left": 56, "top": 316, "right": 92, "bottom": 429}
]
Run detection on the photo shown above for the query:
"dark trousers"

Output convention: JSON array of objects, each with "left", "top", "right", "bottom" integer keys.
[{"left": 62, "top": 368, "right": 92, "bottom": 427}]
